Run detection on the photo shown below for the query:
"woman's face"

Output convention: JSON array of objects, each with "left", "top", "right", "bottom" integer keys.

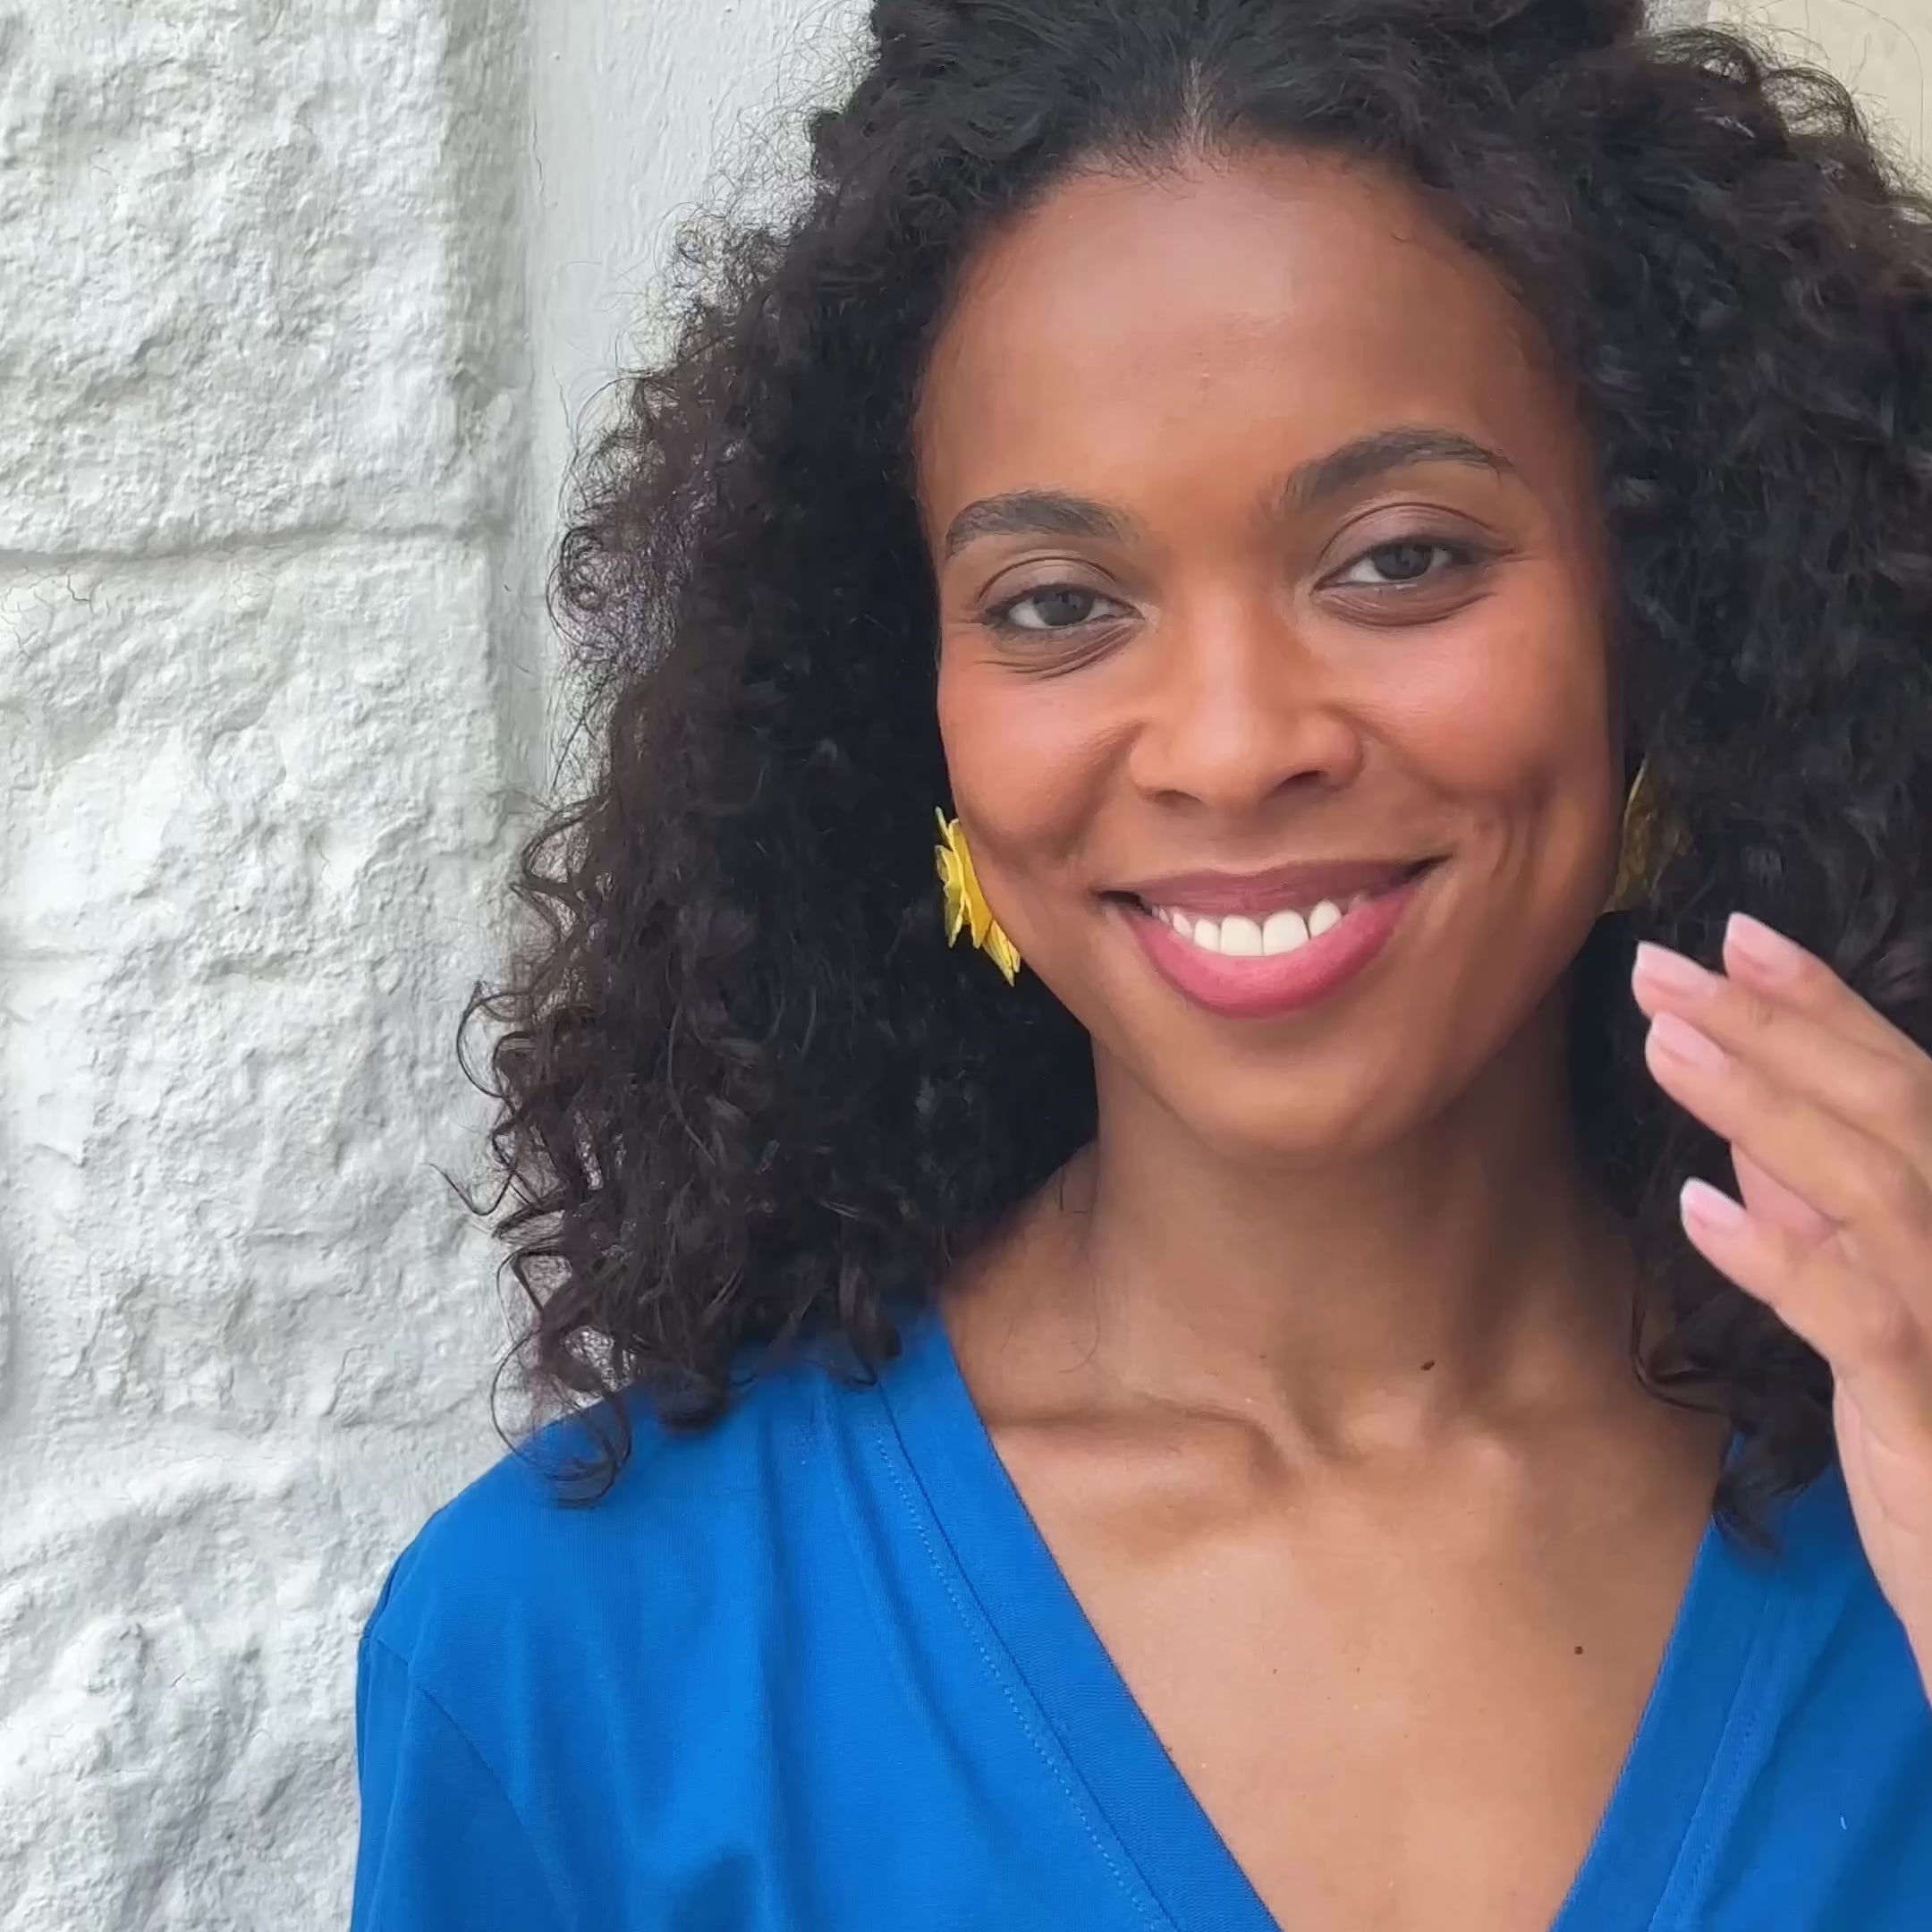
[{"left": 916, "top": 150, "right": 1616, "bottom": 1161}]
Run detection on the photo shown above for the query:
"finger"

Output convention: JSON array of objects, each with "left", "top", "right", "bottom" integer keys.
[
  {"left": 1733, "top": 1145, "right": 1835, "bottom": 1248},
  {"left": 1681, "top": 1179, "right": 1932, "bottom": 1431},
  {"left": 1644, "top": 1013, "right": 1932, "bottom": 1289},
  {"left": 1722, "top": 912, "right": 1909, "bottom": 1059},
  {"left": 1632, "top": 944, "right": 1932, "bottom": 1173}
]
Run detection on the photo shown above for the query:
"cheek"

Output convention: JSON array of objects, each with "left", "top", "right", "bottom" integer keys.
[
  {"left": 1377, "top": 572, "right": 1613, "bottom": 810},
  {"left": 936, "top": 645, "right": 1114, "bottom": 861}
]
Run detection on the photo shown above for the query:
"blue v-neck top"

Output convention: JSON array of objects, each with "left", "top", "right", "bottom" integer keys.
[{"left": 352, "top": 1313, "right": 1932, "bottom": 1929}]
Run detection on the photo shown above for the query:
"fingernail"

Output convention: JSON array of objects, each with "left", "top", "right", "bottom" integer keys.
[
  {"left": 1726, "top": 912, "right": 1806, "bottom": 979},
  {"left": 1633, "top": 943, "right": 1715, "bottom": 999},
  {"left": 1649, "top": 1011, "right": 1728, "bottom": 1071},
  {"left": 1682, "top": 1177, "right": 1747, "bottom": 1232}
]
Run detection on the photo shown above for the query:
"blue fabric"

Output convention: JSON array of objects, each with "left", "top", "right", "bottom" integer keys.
[{"left": 352, "top": 1311, "right": 1932, "bottom": 1929}]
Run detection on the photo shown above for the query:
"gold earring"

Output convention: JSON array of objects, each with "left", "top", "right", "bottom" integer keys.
[
  {"left": 934, "top": 810, "right": 1022, "bottom": 984},
  {"left": 1605, "top": 759, "right": 1663, "bottom": 913}
]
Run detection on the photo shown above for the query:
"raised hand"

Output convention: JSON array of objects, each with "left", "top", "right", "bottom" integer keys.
[{"left": 1632, "top": 915, "right": 1932, "bottom": 1701}]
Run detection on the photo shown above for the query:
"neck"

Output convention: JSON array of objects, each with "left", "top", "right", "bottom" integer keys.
[{"left": 952, "top": 998, "right": 1640, "bottom": 1454}]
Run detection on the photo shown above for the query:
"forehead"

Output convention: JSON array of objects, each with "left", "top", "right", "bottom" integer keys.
[{"left": 914, "top": 148, "right": 1580, "bottom": 520}]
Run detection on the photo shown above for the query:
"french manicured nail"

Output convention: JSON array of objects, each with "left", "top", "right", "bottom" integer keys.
[
  {"left": 1648, "top": 1011, "right": 1728, "bottom": 1071},
  {"left": 1633, "top": 942, "right": 1716, "bottom": 999},
  {"left": 1682, "top": 1177, "right": 1747, "bottom": 1233},
  {"left": 1725, "top": 912, "right": 1806, "bottom": 979}
]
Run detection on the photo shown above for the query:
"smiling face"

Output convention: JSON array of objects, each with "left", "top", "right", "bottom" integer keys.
[{"left": 916, "top": 149, "right": 1619, "bottom": 1162}]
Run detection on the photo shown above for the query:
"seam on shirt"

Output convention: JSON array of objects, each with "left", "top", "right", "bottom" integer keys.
[
  {"left": 822, "top": 1383, "right": 963, "bottom": 1737},
  {"left": 365, "top": 1631, "right": 581, "bottom": 1932},
  {"left": 1647, "top": 1542, "right": 1792, "bottom": 1927},
  {"left": 859, "top": 1388, "right": 1174, "bottom": 1932}
]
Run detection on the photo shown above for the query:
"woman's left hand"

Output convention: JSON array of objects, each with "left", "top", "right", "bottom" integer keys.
[{"left": 1632, "top": 914, "right": 1932, "bottom": 1701}]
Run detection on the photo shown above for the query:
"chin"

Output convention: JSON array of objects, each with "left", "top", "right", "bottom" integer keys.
[{"left": 1141, "top": 1046, "right": 1443, "bottom": 1169}]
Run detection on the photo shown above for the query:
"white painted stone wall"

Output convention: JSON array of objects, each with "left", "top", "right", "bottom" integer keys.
[
  {"left": 0, "top": 2, "right": 1924, "bottom": 1928},
  {"left": 0, "top": 3, "right": 541, "bottom": 1926}
]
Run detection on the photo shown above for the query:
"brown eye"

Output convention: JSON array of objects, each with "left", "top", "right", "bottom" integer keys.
[
  {"left": 1337, "top": 540, "right": 1458, "bottom": 586},
  {"left": 990, "top": 585, "right": 1131, "bottom": 632}
]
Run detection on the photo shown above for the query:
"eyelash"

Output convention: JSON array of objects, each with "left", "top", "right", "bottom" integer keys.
[
  {"left": 979, "top": 535, "right": 1491, "bottom": 639},
  {"left": 1329, "top": 537, "right": 1486, "bottom": 587},
  {"left": 981, "top": 585, "right": 1132, "bottom": 637}
]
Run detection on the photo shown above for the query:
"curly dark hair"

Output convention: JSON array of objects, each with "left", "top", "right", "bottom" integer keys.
[{"left": 467, "top": 0, "right": 1932, "bottom": 1525}]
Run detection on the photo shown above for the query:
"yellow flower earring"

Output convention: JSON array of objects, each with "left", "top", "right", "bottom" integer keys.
[
  {"left": 934, "top": 810, "right": 1022, "bottom": 985},
  {"left": 1605, "top": 759, "right": 1668, "bottom": 913}
]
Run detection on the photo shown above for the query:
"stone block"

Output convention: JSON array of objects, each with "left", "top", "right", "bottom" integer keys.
[
  {"left": 0, "top": 539, "right": 515, "bottom": 1445},
  {"left": 0, "top": 0, "right": 524, "bottom": 554}
]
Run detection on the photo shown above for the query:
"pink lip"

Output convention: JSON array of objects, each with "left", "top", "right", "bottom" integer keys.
[
  {"left": 1123, "top": 869, "right": 1427, "bottom": 1019},
  {"left": 1114, "top": 858, "right": 1423, "bottom": 918}
]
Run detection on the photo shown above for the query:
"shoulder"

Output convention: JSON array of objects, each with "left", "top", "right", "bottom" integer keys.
[
  {"left": 1769, "top": 1461, "right": 1922, "bottom": 1674},
  {"left": 1738, "top": 1457, "right": 1930, "bottom": 1779},
  {"left": 1675, "top": 1462, "right": 1932, "bottom": 1919},
  {"left": 349, "top": 1355, "right": 892, "bottom": 1921},
  {"left": 364, "top": 1354, "right": 844, "bottom": 1723}
]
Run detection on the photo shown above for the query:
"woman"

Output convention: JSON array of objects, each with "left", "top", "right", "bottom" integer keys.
[{"left": 350, "top": 2, "right": 1932, "bottom": 1926}]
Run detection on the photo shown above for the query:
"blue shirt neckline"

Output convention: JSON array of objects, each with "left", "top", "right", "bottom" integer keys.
[{"left": 879, "top": 1305, "right": 1789, "bottom": 1930}]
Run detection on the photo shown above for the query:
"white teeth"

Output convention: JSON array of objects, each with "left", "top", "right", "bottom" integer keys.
[
  {"left": 1262, "top": 910, "right": 1309, "bottom": 954},
  {"left": 1154, "top": 894, "right": 1362, "bottom": 957}
]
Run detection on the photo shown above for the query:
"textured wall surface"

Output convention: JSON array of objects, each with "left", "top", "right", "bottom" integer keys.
[
  {"left": 0, "top": 1, "right": 1925, "bottom": 1928},
  {"left": 0, "top": 1, "right": 539, "bottom": 1925}
]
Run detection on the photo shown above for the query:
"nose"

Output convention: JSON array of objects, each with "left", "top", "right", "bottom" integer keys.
[{"left": 1124, "top": 593, "right": 1364, "bottom": 815}]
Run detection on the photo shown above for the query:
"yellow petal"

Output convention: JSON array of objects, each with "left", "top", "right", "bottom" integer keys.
[
  {"left": 936, "top": 810, "right": 1020, "bottom": 974},
  {"left": 985, "top": 920, "right": 1022, "bottom": 984},
  {"left": 1608, "top": 767, "right": 1673, "bottom": 911},
  {"left": 935, "top": 815, "right": 966, "bottom": 944},
  {"left": 954, "top": 838, "right": 994, "bottom": 947}
]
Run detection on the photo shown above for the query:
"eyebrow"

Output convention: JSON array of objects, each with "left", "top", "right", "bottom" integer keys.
[
  {"left": 1284, "top": 426, "right": 1513, "bottom": 509},
  {"left": 939, "top": 426, "right": 1513, "bottom": 561},
  {"left": 942, "top": 490, "right": 1135, "bottom": 560}
]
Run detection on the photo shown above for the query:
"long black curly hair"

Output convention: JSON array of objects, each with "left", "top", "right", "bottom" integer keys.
[{"left": 467, "top": 0, "right": 1932, "bottom": 1524}]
